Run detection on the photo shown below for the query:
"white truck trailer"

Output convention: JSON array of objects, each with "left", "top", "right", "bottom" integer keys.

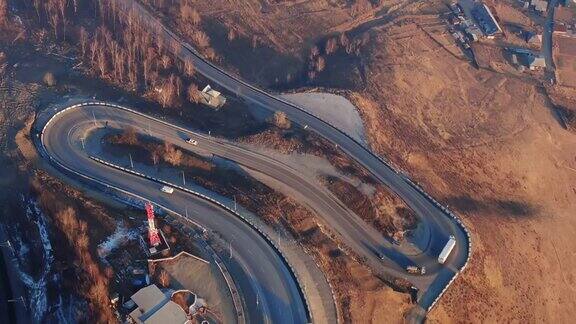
[{"left": 438, "top": 235, "right": 456, "bottom": 264}]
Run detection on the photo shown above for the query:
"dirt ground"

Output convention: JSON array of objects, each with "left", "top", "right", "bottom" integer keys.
[
  {"left": 161, "top": 0, "right": 576, "bottom": 321},
  {"left": 554, "top": 35, "right": 576, "bottom": 88},
  {"left": 350, "top": 17, "right": 576, "bottom": 324},
  {"left": 150, "top": 253, "right": 236, "bottom": 323}
]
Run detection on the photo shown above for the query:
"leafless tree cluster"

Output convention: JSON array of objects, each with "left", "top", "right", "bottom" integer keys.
[
  {"left": 325, "top": 37, "right": 338, "bottom": 55},
  {"left": 227, "top": 28, "right": 237, "bottom": 41},
  {"left": 112, "top": 127, "right": 139, "bottom": 145},
  {"left": 187, "top": 83, "right": 202, "bottom": 104},
  {"left": 81, "top": 1, "right": 202, "bottom": 108},
  {"left": 27, "top": 0, "right": 79, "bottom": 40},
  {"left": 161, "top": 142, "right": 183, "bottom": 166},
  {"left": 21, "top": 0, "right": 208, "bottom": 109},
  {"left": 36, "top": 186, "right": 115, "bottom": 323},
  {"left": 0, "top": 52, "right": 6, "bottom": 76},
  {"left": 306, "top": 31, "right": 371, "bottom": 80},
  {"left": 43, "top": 72, "right": 56, "bottom": 86},
  {"left": 179, "top": 0, "right": 201, "bottom": 26},
  {"left": 142, "top": 0, "right": 216, "bottom": 61},
  {"left": 158, "top": 269, "right": 171, "bottom": 287},
  {"left": 271, "top": 111, "right": 291, "bottom": 130},
  {"left": 0, "top": 0, "right": 9, "bottom": 25}
]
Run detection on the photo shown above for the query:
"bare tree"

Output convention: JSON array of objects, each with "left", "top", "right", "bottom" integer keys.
[
  {"left": 190, "top": 9, "right": 201, "bottom": 26},
  {"left": 251, "top": 35, "right": 259, "bottom": 49},
  {"left": 158, "top": 269, "right": 170, "bottom": 287},
  {"left": 48, "top": 7, "right": 60, "bottom": 39},
  {"left": 183, "top": 60, "right": 195, "bottom": 77},
  {"left": 325, "top": 37, "right": 338, "bottom": 55},
  {"left": 118, "top": 127, "right": 139, "bottom": 145},
  {"left": 316, "top": 56, "right": 326, "bottom": 72},
  {"left": 163, "top": 142, "right": 182, "bottom": 165},
  {"left": 308, "top": 70, "right": 316, "bottom": 80},
  {"left": 151, "top": 146, "right": 161, "bottom": 165},
  {"left": 204, "top": 47, "right": 217, "bottom": 61},
  {"left": 160, "top": 54, "right": 171, "bottom": 69},
  {"left": 0, "top": 0, "right": 8, "bottom": 25},
  {"left": 271, "top": 111, "right": 291, "bottom": 129},
  {"left": 170, "top": 73, "right": 182, "bottom": 98},
  {"left": 227, "top": 28, "right": 237, "bottom": 41},
  {"left": 310, "top": 45, "right": 319, "bottom": 59},
  {"left": 158, "top": 78, "right": 176, "bottom": 108},
  {"left": 340, "top": 33, "right": 349, "bottom": 47},
  {"left": 192, "top": 30, "right": 210, "bottom": 48},
  {"left": 187, "top": 83, "right": 202, "bottom": 104},
  {"left": 43, "top": 72, "right": 57, "bottom": 86},
  {"left": 79, "top": 27, "right": 88, "bottom": 58}
]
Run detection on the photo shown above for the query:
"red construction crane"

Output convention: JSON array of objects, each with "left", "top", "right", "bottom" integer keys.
[{"left": 145, "top": 202, "right": 161, "bottom": 246}]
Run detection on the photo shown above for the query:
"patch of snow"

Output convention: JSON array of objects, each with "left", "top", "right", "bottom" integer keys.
[
  {"left": 14, "top": 197, "right": 54, "bottom": 322},
  {"left": 12, "top": 234, "right": 29, "bottom": 263},
  {"left": 280, "top": 92, "right": 368, "bottom": 145},
  {"left": 50, "top": 294, "right": 82, "bottom": 324},
  {"left": 98, "top": 222, "right": 139, "bottom": 260}
]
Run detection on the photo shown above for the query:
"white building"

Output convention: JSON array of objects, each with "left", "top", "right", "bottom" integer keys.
[
  {"left": 128, "top": 285, "right": 188, "bottom": 324},
  {"left": 201, "top": 85, "right": 227, "bottom": 109},
  {"left": 531, "top": 0, "right": 548, "bottom": 13}
]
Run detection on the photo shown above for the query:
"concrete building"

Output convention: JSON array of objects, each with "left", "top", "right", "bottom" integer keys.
[
  {"left": 128, "top": 285, "right": 188, "bottom": 324},
  {"left": 531, "top": 0, "right": 548, "bottom": 13},
  {"left": 526, "top": 33, "right": 543, "bottom": 45},
  {"left": 528, "top": 55, "right": 547, "bottom": 70},
  {"left": 200, "top": 85, "right": 227, "bottom": 109},
  {"left": 471, "top": 3, "right": 503, "bottom": 37},
  {"left": 465, "top": 26, "right": 483, "bottom": 41}
]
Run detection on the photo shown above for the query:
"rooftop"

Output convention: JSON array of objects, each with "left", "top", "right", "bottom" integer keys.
[
  {"left": 129, "top": 285, "right": 188, "bottom": 324},
  {"left": 471, "top": 3, "right": 502, "bottom": 36},
  {"left": 201, "top": 85, "right": 227, "bottom": 109},
  {"left": 531, "top": 0, "right": 548, "bottom": 12}
]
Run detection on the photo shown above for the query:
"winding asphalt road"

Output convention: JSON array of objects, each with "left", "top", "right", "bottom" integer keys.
[
  {"left": 543, "top": 0, "right": 559, "bottom": 73},
  {"left": 90, "top": 106, "right": 449, "bottom": 285},
  {"left": 34, "top": 0, "right": 471, "bottom": 321},
  {"left": 111, "top": 0, "right": 470, "bottom": 312},
  {"left": 38, "top": 105, "right": 315, "bottom": 324}
]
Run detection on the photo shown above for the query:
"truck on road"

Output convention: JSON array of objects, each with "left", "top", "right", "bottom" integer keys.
[
  {"left": 438, "top": 235, "right": 456, "bottom": 264},
  {"left": 406, "top": 266, "right": 426, "bottom": 275}
]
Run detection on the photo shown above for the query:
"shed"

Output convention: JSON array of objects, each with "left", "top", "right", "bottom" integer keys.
[{"left": 200, "top": 85, "right": 227, "bottom": 109}]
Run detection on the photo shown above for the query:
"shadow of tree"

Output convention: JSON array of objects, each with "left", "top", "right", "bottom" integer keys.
[{"left": 446, "top": 195, "right": 537, "bottom": 217}]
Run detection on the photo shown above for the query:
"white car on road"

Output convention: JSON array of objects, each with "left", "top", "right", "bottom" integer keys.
[
  {"left": 186, "top": 138, "right": 198, "bottom": 145},
  {"left": 160, "top": 186, "right": 174, "bottom": 194}
]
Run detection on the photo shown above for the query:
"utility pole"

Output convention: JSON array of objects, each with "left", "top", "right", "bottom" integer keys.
[
  {"left": 234, "top": 195, "right": 237, "bottom": 211},
  {"left": 182, "top": 171, "right": 186, "bottom": 186},
  {"left": 92, "top": 111, "right": 97, "bottom": 126},
  {"left": 129, "top": 153, "right": 134, "bottom": 169},
  {"left": 8, "top": 296, "right": 25, "bottom": 309},
  {"left": 185, "top": 207, "right": 189, "bottom": 218},
  {"left": 229, "top": 241, "right": 233, "bottom": 260},
  {"left": 80, "top": 137, "right": 85, "bottom": 150}
]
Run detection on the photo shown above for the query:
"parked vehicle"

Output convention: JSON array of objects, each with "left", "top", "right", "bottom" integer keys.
[
  {"left": 186, "top": 138, "right": 198, "bottom": 145},
  {"left": 160, "top": 186, "right": 174, "bottom": 194},
  {"left": 438, "top": 235, "right": 456, "bottom": 264},
  {"left": 406, "top": 266, "right": 426, "bottom": 275}
]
